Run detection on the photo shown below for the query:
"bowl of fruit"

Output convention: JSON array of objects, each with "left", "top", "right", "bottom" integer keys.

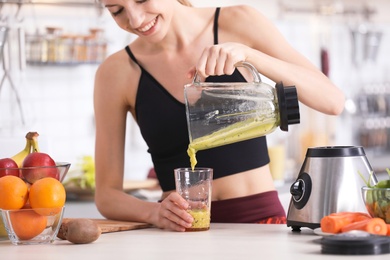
[
  {"left": 1, "top": 206, "right": 65, "bottom": 245},
  {"left": 0, "top": 132, "right": 71, "bottom": 184},
  {"left": 0, "top": 132, "right": 69, "bottom": 243},
  {"left": 19, "top": 159, "right": 71, "bottom": 184},
  {"left": 0, "top": 175, "right": 66, "bottom": 244},
  {"left": 361, "top": 169, "right": 390, "bottom": 224}
]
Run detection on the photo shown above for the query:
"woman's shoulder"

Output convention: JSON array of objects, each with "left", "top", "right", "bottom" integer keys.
[
  {"left": 97, "top": 48, "right": 131, "bottom": 75},
  {"left": 94, "top": 48, "right": 138, "bottom": 129},
  {"left": 96, "top": 47, "right": 139, "bottom": 84},
  {"left": 219, "top": 4, "right": 262, "bottom": 22},
  {"left": 217, "top": 5, "right": 277, "bottom": 45},
  {"left": 94, "top": 47, "right": 140, "bottom": 106}
]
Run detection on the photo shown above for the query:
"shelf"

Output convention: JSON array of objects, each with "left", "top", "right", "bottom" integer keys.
[
  {"left": 0, "top": 0, "right": 103, "bottom": 8},
  {"left": 279, "top": 2, "right": 377, "bottom": 19},
  {"left": 27, "top": 61, "right": 101, "bottom": 66}
]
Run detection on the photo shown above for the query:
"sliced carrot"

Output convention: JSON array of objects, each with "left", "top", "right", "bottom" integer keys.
[
  {"left": 340, "top": 218, "right": 387, "bottom": 236},
  {"left": 321, "top": 215, "right": 353, "bottom": 234},
  {"left": 329, "top": 211, "right": 371, "bottom": 220},
  {"left": 320, "top": 212, "right": 371, "bottom": 234},
  {"left": 353, "top": 214, "right": 373, "bottom": 222}
]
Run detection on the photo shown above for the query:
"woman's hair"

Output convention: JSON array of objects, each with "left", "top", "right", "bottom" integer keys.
[{"left": 178, "top": 0, "right": 192, "bottom": 7}]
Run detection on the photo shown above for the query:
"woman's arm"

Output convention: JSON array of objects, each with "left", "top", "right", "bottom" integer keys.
[
  {"left": 93, "top": 51, "right": 193, "bottom": 231},
  {"left": 196, "top": 5, "right": 345, "bottom": 115},
  {"left": 93, "top": 52, "right": 152, "bottom": 222}
]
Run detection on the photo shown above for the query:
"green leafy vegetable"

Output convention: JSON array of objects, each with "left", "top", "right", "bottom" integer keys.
[
  {"left": 360, "top": 168, "right": 390, "bottom": 223},
  {"left": 358, "top": 170, "right": 375, "bottom": 187},
  {"left": 358, "top": 169, "right": 390, "bottom": 188}
]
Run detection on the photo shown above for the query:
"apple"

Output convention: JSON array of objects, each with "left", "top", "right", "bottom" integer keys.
[
  {"left": 21, "top": 152, "right": 59, "bottom": 184},
  {"left": 0, "top": 158, "right": 20, "bottom": 178}
]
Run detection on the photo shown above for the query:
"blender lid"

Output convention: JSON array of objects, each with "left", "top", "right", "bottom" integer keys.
[
  {"left": 320, "top": 232, "right": 390, "bottom": 255},
  {"left": 306, "top": 146, "right": 367, "bottom": 157},
  {"left": 276, "top": 82, "right": 300, "bottom": 131}
]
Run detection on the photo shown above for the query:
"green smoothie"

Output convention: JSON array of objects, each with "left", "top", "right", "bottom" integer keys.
[
  {"left": 187, "top": 117, "right": 277, "bottom": 170},
  {"left": 186, "top": 208, "right": 211, "bottom": 231}
]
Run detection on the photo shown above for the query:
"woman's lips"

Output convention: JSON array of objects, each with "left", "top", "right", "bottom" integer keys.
[{"left": 138, "top": 16, "right": 157, "bottom": 33}]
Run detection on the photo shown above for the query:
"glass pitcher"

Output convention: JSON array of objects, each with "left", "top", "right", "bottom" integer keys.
[{"left": 184, "top": 61, "right": 300, "bottom": 168}]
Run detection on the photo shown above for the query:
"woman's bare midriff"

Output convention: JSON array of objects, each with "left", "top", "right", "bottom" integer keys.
[{"left": 161, "top": 165, "right": 276, "bottom": 201}]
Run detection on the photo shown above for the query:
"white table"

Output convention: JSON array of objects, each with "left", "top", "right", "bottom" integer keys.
[
  {"left": 1, "top": 223, "right": 389, "bottom": 259},
  {"left": 1, "top": 202, "right": 389, "bottom": 259}
]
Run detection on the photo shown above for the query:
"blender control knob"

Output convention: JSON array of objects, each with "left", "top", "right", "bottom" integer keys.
[
  {"left": 289, "top": 172, "right": 312, "bottom": 209},
  {"left": 290, "top": 179, "right": 304, "bottom": 201}
]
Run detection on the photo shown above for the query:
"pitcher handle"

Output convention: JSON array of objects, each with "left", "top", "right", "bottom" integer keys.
[{"left": 192, "top": 61, "right": 262, "bottom": 84}]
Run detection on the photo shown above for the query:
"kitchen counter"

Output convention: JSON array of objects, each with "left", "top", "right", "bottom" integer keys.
[
  {"left": 1, "top": 223, "right": 389, "bottom": 259},
  {"left": 62, "top": 201, "right": 104, "bottom": 219},
  {"left": 1, "top": 202, "right": 390, "bottom": 259}
]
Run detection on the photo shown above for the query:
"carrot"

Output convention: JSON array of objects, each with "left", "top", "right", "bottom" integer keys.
[
  {"left": 321, "top": 215, "right": 353, "bottom": 234},
  {"left": 329, "top": 212, "right": 371, "bottom": 221},
  {"left": 320, "top": 212, "right": 371, "bottom": 234},
  {"left": 340, "top": 218, "right": 387, "bottom": 236},
  {"left": 387, "top": 224, "right": 390, "bottom": 236}
]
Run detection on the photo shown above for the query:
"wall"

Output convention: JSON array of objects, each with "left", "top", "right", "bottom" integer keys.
[
  {"left": 0, "top": 0, "right": 389, "bottom": 181},
  {"left": 196, "top": 0, "right": 390, "bottom": 170},
  {"left": 0, "top": 3, "right": 147, "bottom": 179}
]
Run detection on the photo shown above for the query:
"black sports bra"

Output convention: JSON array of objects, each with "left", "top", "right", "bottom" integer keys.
[{"left": 125, "top": 7, "right": 269, "bottom": 191}]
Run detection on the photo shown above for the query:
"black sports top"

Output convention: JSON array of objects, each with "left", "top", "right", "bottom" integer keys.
[{"left": 125, "top": 7, "right": 269, "bottom": 191}]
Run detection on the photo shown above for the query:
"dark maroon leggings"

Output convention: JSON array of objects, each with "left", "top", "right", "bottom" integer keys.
[{"left": 211, "top": 190, "right": 286, "bottom": 224}]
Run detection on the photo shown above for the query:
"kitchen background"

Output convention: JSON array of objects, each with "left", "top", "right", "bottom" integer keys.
[{"left": 0, "top": 0, "right": 389, "bottom": 188}]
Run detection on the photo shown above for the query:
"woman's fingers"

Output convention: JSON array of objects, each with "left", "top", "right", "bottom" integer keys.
[
  {"left": 158, "top": 192, "right": 194, "bottom": 231},
  {"left": 196, "top": 43, "right": 248, "bottom": 78}
]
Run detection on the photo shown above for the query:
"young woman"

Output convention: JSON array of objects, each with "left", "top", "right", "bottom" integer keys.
[{"left": 94, "top": 0, "right": 345, "bottom": 231}]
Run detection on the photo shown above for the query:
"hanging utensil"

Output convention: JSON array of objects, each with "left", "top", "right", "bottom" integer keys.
[
  {"left": 350, "top": 25, "right": 367, "bottom": 68},
  {"left": 0, "top": 26, "right": 25, "bottom": 125},
  {"left": 364, "top": 30, "right": 382, "bottom": 63}
]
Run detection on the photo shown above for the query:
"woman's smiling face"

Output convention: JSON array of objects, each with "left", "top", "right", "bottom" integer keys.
[{"left": 101, "top": 0, "right": 175, "bottom": 41}]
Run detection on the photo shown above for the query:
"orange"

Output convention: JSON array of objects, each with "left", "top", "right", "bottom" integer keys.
[
  {"left": 0, "top": 175, "right": 28, "bottom": 210},
  {"left": 10, "top": 209, "right": 47, "bottom": 240},
  {"left": 29, "top": 177, "right": 66, "bottom": 216}
]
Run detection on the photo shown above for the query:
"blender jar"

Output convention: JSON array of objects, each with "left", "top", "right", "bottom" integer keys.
[{"left": 184, "top": 62, "right": 300, "bottom": 167}]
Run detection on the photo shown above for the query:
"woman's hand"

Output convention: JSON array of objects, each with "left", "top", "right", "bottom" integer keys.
[
  {"left": 195, "top": 42, "right": 251, "bottom": 78},
  {"left": 152, "top": 192, "right": 194, "bottom": 232}
]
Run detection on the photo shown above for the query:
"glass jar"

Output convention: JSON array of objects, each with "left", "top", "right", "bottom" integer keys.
[
  {"left": 45, "top": 27, "right": 62, "bottom": 63},
  {"left": 184, "top": 62, "right": 300, "bottom": 166}
]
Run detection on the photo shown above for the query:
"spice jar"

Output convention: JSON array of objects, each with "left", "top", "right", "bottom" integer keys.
[{"left": 45, "top": 27, "right": 62, "bottom": 63}]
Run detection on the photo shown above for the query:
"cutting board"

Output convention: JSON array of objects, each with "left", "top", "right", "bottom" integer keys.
[{"left": 61, "top": 218, "right": 152, "bottom": 233}]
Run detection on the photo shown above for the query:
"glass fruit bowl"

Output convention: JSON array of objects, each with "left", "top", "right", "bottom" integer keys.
[
  {"left": 1, "top": 206, "right": 65, "bottom": 245},
  {"left": 0, "top": 214, "right": 8, "bottom": 240},
  {"left": 18, "top": 162, "right": 71, "bottom": 184},
  {"left": 0, "top": 163, "right": 69, "bottom": 240},
  {"left": 361, "top": 186, "right": 390, "bottom": 224}
]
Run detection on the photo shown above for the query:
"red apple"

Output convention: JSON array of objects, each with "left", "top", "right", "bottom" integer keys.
[
  {"left": 0, "top": 158, "right": 20, "bottom": 178},
  {"left": 21, "top": 152, "right": 59, "bottom": 184}
]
